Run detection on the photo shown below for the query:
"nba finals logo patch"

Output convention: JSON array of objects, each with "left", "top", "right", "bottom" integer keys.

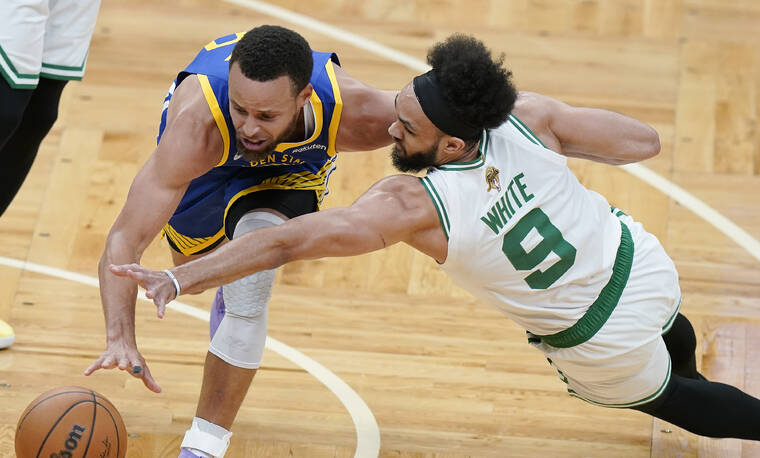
[{"left": 485, "top": 166, "right": 501, "bottom": 192}]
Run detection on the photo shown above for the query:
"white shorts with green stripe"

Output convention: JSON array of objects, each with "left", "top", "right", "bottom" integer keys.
[
  {"left": 0, "top": 0, "right": 101, "bottom": 89},
  {"left": 531, "top": 213, "right": 682, "bottom": 408}
]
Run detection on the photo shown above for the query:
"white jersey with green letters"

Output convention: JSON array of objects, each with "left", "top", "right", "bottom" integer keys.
[
  {"left": 420, "top": 115, "right": 682, "bottom": 406},
  {"left": 421, "top": 116, "right": 623, "bottom": 336}
]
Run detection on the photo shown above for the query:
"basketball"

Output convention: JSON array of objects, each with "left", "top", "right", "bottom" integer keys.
[{"left": 15, "top": 386, "right": 127, "bottom": 458}]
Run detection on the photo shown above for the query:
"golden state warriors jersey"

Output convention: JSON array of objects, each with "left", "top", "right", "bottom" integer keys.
[{"left": 159, "top": 33, "right": 345, "bottom": 256}]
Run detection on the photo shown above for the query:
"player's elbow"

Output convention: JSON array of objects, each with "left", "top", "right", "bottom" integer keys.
[
  {"left": 640, "top": 126, "right": 661, "bottom": 160},
  {"left": 619, "top": 126, "right": 660, "bottom": 165}
]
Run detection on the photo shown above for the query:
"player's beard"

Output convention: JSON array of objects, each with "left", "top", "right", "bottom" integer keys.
[
  {"left": 235, "top": 110, "right": 301, "bottom": 163},
  {"left": 391, "top": 142, "right": 438, "bottom": 173}
]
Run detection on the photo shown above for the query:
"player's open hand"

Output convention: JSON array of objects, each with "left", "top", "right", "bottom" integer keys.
[
  {"left": 109, "top": 263, "right": 177, "bottom": 318},
  {"left": 84, "top": 341, "right": 161, "bottom": 393}
]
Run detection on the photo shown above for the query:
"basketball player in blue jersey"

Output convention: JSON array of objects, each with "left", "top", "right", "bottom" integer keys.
[
  {"left": 112, "top": 34, "right": 760, "bottom": 446},
  {"left": 85, "top": 26, "right": 395, "bottom": 458}
]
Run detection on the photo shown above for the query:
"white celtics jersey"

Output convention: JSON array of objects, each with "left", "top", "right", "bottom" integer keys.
[{"left": 420, "top": 116, "right": 625, "bottom": 336}]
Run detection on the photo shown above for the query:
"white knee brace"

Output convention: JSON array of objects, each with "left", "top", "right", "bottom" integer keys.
[{"left": 208, "top": 211, "right": 285, "bottom": 368}]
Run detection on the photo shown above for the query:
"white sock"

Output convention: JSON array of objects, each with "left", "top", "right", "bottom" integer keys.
[{"left": 182, "top": 417, "right": 232, "bottom": 458}]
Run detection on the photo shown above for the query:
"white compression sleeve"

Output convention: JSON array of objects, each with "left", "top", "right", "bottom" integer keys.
[{"left": 208, "top": 211, "right": 285, "bottom": 368}]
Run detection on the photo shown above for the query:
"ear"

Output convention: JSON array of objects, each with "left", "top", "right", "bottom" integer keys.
[
  {"left": 296, "top": 83, "right": 313, "bottom": 107},
  {"left": 438, "top": 135, "right": 468, "bottom": 160}
]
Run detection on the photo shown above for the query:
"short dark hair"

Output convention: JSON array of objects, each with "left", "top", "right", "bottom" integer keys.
[
  {"left": 427, "top": 35, "right": 517, "bottom": 135},
  {"left": 229, "top": 25, "right": 313, "bottom": 93}
]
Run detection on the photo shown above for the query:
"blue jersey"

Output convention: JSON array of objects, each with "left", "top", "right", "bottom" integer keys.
[{"left": 158, "top": 33, "right": 344, "bottom": 256}]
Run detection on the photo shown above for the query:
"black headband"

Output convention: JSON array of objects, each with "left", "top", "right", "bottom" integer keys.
[{"left": 412, "top": 70, "right": 481, "bottom": 140}]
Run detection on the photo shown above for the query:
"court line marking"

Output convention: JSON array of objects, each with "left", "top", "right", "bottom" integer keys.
[
  {"left": 0, "top": 256, "right": 375, "bottom": 456},
  {"left": 223, "top": 0, "right": 760, "bottom": 264},
  {"left": 6, "top": 4, "right": 758, "bottom": 458}
]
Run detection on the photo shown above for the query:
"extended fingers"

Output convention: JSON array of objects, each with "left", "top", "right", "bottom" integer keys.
[
  {"left": 109, "top": 263, "right": 139, "bottom": 275},
  {"left": 156, "top": 299, "right": 167, "bottom": 318},
  {"left": 84, "top": 358, "right": 104, "bottom": 375},
  {"left": 140, "top": 365, "right": 162, "bottom": 393},
  {"left": 100, "top": 354, "right": 117, "bottom": 369}
]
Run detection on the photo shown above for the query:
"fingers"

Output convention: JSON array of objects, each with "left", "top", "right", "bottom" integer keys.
[
  {"left": 84, "top": 358, "right": 103, "bottom": 376},
  {"left": 156, "top": 299, "right": 166, "bottom": 319},
  {"left": 126, "top": 270, "right": 147, "bottom": 282},
  {"left": 83, "top": 354, "right": 117, "bottom": 375},
  {"left": 84, "top": 349, "right": 161, "bottom": 393},
  {"left": 100, "top": 354, "right": 117, "bottom": 369},
  {"left": 140, "top": 365, "right": 162, "bottom": 393},
  {"left": 108, "top": 264, "right": 127, "bottom": 276},
  {"left": 109, "top": 263, "right": 139, "bottom": 276}
]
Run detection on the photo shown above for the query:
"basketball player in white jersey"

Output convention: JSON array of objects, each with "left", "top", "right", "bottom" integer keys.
[
  {"left": 0, "top": 0, "right": 101, "bottom": 350},
  {"left": 111, "top": 34, "right": 760, "bottom": 444}
]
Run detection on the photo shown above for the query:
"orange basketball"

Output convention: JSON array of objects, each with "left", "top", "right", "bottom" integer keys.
[{"left": 15, "top": 386, "right": 127, "bottom": 458}]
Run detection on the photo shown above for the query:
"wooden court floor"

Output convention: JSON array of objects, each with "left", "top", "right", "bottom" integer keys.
[{"left": 1, "top": 0, "right": 759, "bottom": 456}]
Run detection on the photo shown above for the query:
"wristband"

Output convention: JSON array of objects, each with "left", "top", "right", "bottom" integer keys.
[{"left": 163, "top": 269, "right": 181, "bottom": 299}]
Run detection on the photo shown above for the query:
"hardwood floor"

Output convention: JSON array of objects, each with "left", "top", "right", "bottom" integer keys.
[{"left": 0, "top": 0, "right": 758, "bottom": 456}]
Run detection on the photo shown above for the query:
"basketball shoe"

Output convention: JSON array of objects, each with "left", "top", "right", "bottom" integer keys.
[{"left": 0, "top": 319, "right": 14, "bottom": 349}]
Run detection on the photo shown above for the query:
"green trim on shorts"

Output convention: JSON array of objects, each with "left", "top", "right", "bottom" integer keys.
[
  {"left": 536, "top": 221, "right": 634, "bottom": 348},
  {"left": 0, "top": 44, "right": 39, "bottom": 89},
  {"left": 40, "top": 53, "right": 88, "bottom": 79},
  {"left": 567, "top": 357, "right": 672, "bottom": 408},
  {"left": 39, "top": 72, "right": 83, "bottom": 81},
  {"left": 41, "top": 61, "right": 86, "bottom": 72},
  {"left": 661, "top": 298, "right": 682, "bottom": 333}
]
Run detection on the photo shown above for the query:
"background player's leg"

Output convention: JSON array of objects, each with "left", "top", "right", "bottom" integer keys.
[
  {"left": 633, "top": 374, "right": 760, "bottom": 440},
  {"left": 0, "top": 78, "right": 34, "bottom": 150},
  {"left": 0, "top": 77, "right": 67, "bottom": 216}
]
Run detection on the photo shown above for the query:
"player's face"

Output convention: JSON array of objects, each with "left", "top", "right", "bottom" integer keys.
[
  {"left": 388, "top": 84, "right": 443, "bottom": 173},
  {"left": 228, "top": 62, "right": 311, "bottom": 162}
]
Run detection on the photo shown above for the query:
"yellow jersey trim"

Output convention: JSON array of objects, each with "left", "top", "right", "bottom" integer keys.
[
  {"left": 197, "top": 74, "right": 230, "bottom": 167},
  {"left": 272, "top": 91, "right": 324, "bottom": 154},
  {"left": 324, "top": 60, "right": 343, "bottom": 157},
  {"left": 163, "top": 223, "right": 226, "bottom": 256},
  {"left": 204, "top": 32, "right": 244, "bottom": 52},
  {"left": 222, "top": 173, "right": 330, "bottom": 225}
]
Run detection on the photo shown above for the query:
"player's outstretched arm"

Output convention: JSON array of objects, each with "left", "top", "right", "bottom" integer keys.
[
  {"left": 513, "top": 91, "right": 661, "bottom": 165},
  {"left": 85, "top": 76, "right": 221, "bottom": 393},
  {"left": 110, "top": 175, "right": 445, "bottom": 308}
]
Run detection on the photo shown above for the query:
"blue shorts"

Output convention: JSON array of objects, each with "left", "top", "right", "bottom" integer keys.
[{"left": 164, "top": 166, "right": 327, "bottom": 256}]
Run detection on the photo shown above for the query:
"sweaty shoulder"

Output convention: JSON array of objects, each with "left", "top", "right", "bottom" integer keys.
[
  {"left": 160, "top": 75, "right": 225, "bottom": 175},
  {"left": 511, "top": 91, "right": 562, "bottom": 153}
]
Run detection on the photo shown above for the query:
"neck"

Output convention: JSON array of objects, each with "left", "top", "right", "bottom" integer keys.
[
  {"left": 450, "top": 138, "right": 481, "bottom": 163},
  {"left": 286, "top": 105, "right": 308, "bottom": 142}
]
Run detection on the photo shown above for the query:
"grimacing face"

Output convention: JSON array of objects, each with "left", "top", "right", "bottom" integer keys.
[
  {"left": 387, "top": 83, "right": 444, "bottom": 173},
  {"left": 228, "top": 62, "right": 310, "bottom": 162}
]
